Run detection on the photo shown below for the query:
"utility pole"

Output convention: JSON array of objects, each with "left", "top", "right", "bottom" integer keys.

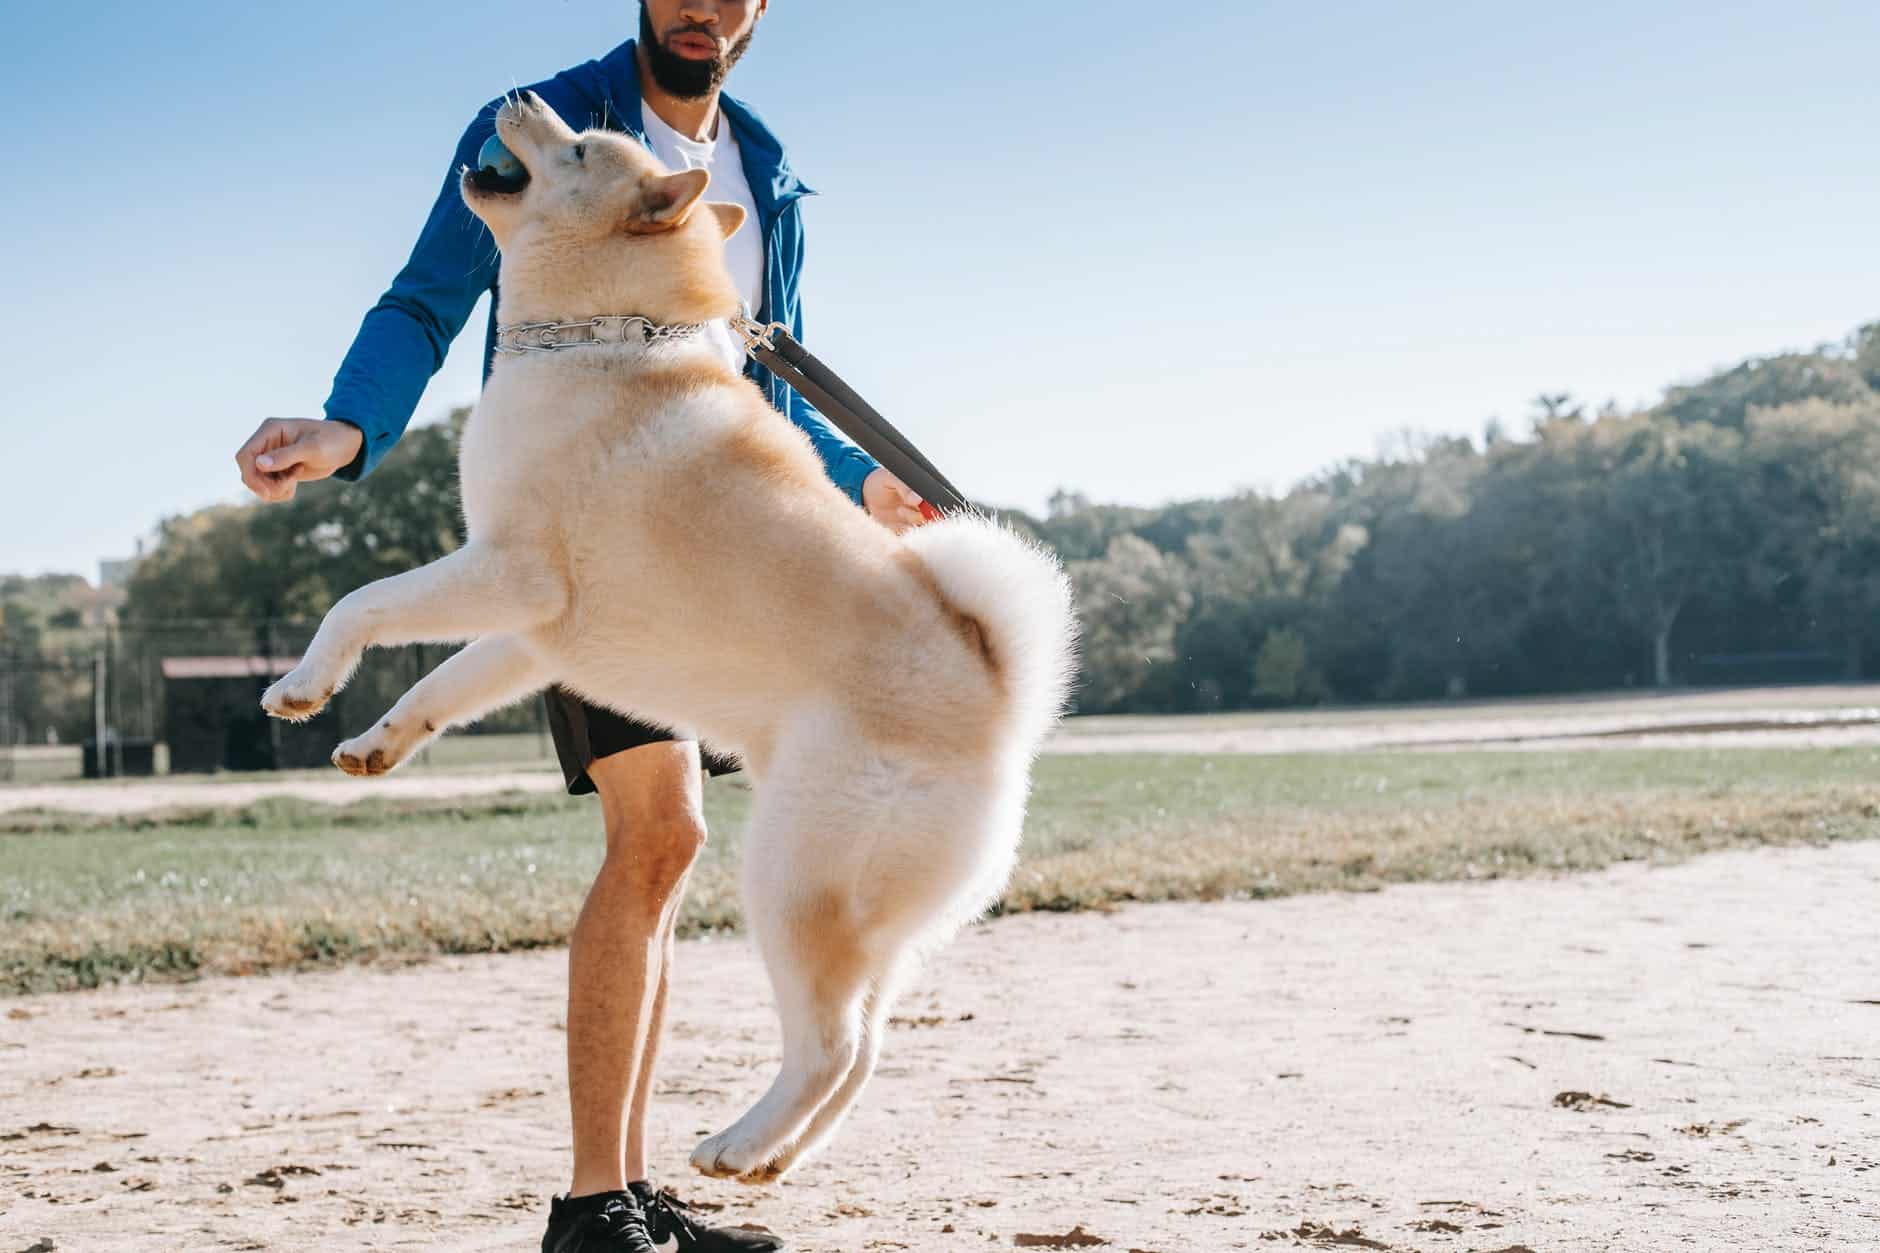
[
  {"left": 263, "top": 617, "right": 282, "bottom": 771},
  {"left": 0, "top": 658, "right": 13, "bottom": 783},
  {"left": 92, "top": 644, "right": 108, "bottom": 779},
  {"left": 108, "top": 622, "right": 123, "bottom": 778}
]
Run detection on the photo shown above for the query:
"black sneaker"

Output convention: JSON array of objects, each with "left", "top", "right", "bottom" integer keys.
[
  {"left": 542, "top": 1191, "right": 657, "bottom": 1253},
  {"left": 630, "top": 1180, "right": 784, "bottom": 1252}
]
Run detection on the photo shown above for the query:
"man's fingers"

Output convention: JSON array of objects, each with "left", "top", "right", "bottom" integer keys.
[
  {"left": 253, "top": 438, "right": 312, "bottom": 475},
  {"left": 236, "top": 419, "right": 292, "bottom": 500},
  {"left": 236, "top": 435, "right": 314, "bottom": 502},
  {"left": 236, "top": 452, "right": 279, "bottom": 501},
  {"left": 235, "top": 418, "right": 285, "bottom": 464},
  {"left": 262, "top": 460, "right": 314, "bottom": 503},
  {"left": 250, "top": 474, "right": 294, "bottom": 504},
  {"left": 888, "top": 477, "right": 930, "bottom": 526},
  {"left": 893, "top": 478, "right": 932, "bottom": 528},
  {"left": 890, "top": 479, "right": 923, "bottom": 507},
  {"left": 881, "top": 504, "right": 923, "bottom": 534}
]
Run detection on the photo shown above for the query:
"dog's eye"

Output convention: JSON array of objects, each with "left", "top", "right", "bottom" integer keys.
[{"left": 572, "top": 143, "right": 586, "bottom": 162}]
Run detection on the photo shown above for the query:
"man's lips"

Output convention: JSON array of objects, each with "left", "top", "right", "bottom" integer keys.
[{"left": 667, "top": 32, "right": 719, "bottom": 58}]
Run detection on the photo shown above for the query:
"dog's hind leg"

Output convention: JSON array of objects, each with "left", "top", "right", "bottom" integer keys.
[
  {"left": 263, "top": 544, "right": 565, "bottom": 722},
  {"left": 755, "top": 955, "right": 911, "bottom": 1181},
  {"left": 331, "top": 635, "right": 552, "bottom": 776},
  {"left": 690, "top": 893, "right": 881, "bottom": 1183},
  {"left": 750, "top": 775, "right": 1017, "bottom": 1181},
  {"left": 692, "top": 716, "right": 1026, "bottom": 1183}
]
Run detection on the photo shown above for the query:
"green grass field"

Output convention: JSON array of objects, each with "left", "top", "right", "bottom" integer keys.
[{"left": 7, "top": 747, "right": 1880, "bottom": 995}]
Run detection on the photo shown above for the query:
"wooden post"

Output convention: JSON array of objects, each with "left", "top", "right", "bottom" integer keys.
[
  {"left": 93, "top": 646, "right": 108, "bottom": 778},
  {"left": 264, "top": 618, "right": 283, "bottom": 771}
]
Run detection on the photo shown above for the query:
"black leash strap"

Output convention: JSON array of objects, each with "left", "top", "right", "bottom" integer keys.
[{"left": 739, "top": 319, "right": 980, "bottom": 516}]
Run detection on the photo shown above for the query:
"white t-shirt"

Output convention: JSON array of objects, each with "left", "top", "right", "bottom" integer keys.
[{"left": 640, "top": 101, "right": 766, "bottom": 319}]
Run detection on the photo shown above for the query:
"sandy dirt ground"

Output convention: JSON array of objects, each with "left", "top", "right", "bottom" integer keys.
[
  {"left": 1049, "top": 685, "right": 1880, "bottom": 756},
  {"left": 4, "top": 843, "right": 1878, "bottom": 1252},
  {"left": 13, "top": 684, "right": 1880, "bottom": 816}
]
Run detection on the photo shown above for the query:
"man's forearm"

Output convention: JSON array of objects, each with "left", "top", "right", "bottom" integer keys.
[
  {"left": 774, "top": 297, "right": 879, "bottom": 503},
  {"left": 783, "top": 393, "right": 879, "bottom": 504},
  {"left": 323, "top": 294, "right": 474, "bottom": 480}
]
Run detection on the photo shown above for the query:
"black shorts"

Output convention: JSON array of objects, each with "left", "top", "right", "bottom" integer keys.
[{"left": 543, "top": 685, "right": 741, "bottom": 796}]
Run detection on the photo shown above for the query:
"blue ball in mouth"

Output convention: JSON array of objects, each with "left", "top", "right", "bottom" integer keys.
[{"left": 473, "top": 133, "right": 529, "bottom": 193}]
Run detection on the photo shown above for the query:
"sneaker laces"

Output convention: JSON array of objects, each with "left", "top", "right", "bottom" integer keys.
[
  {"left": 636, "top": 1185, "right": 706, "bottom": 1245},
  {"left": 587, "top": 1195, "right": 657, "bottom": 1253}
]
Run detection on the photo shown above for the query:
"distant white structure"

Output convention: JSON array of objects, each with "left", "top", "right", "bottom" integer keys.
[
  {"left": 88, "top": 540, "right": 144, "bottom": 626},
  {"left": 99, "top": 538, "right": 144, "bottom": 589}
]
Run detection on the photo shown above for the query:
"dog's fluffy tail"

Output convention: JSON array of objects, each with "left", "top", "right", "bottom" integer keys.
[{"left": 902, "top": 514, "right": 1078, "bottom": 752}]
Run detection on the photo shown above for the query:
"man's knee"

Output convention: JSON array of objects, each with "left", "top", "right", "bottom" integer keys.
[
  {"left": 588, "top": 742, "right": 709, "bottom": 900},
  {"left": 599, "top": 805, "right": 706, "bottom": 897}
]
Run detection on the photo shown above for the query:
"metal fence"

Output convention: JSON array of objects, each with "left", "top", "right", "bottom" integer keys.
[{"left": 0, "top": 620, "right": 551, "bottom": 782}]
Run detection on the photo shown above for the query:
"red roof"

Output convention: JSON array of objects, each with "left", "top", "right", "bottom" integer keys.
[{"left": 160, "top": 655, "right": 302, "bottom": 680}]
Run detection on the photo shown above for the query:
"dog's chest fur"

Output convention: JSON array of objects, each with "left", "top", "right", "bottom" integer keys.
[
  {"left": 457, "top": 351, "right": 749, "bottom": 540},
  {"left": 448, "top": 347, "right": 928, "bottom": 757}
]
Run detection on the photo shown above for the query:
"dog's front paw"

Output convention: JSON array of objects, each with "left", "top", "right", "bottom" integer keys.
[
  {"left": 261, "top": 670, "right": 334, "bottom": 722},
  {"left": 332, "top": 725, "right": 405, "bottom": 776},
  {"left": 690, "top": 1127, "right": 784, "bottom": 1185}
]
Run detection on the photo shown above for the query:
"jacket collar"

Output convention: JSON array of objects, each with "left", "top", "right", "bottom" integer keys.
[{"left": 594, "top": 39, "right": 816, "bottom": 221}]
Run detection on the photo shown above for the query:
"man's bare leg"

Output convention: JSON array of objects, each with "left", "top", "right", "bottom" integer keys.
[
  {"left": 567, "top": 741, "right": 706, "bottom": 1197},
  {"left": 623, "top": 879, "right": 687, "bottom": 1184}
]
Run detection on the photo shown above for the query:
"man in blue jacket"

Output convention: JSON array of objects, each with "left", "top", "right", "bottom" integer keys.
[{"left": 233, "top": 4, "right": 925, "bottom": 1250}]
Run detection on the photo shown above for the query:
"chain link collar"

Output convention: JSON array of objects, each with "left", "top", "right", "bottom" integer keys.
[{"left": 494, "top": 314, "right": 709, "bottom": 355}]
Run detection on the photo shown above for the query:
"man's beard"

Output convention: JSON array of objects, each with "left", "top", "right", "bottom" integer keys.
[{"left": 639, "top": 2, "right": 753, "bottom": 100}]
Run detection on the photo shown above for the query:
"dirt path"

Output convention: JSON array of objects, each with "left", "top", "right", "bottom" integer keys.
[
  {"left": 5, "top": 843, "right": 1878, "bottom": 1251},
  {"left": 0, "top": 769, "right": 566, "bottom": 815},
  {"left": 1050, "top": 687, "right": 1880, "bottom": 756}
]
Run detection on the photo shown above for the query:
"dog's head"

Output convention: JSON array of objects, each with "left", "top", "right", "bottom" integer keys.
[{"left": 461, "top": 91, "right": 747, "bottom": 324}]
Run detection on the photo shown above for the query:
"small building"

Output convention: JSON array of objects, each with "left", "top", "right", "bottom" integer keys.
[{"left": 161, "top": 655, "right": 334, "bottom": 773}]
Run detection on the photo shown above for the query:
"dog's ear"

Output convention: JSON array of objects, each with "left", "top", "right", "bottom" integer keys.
[
  {"left": 706, "top": 201, "right": 746, "bottom": 239},
  {"left": 625, "top": 168, "right": 711, "bottom": 235}
]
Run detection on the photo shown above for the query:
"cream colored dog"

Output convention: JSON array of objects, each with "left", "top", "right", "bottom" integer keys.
[{"left": 261, "top": 91, "right": 1076, "bottom": 1182}]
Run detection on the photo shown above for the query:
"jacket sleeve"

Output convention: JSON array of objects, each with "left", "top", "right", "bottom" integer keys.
[
  {"left": 773, "top": 233, "right": 879, "bottom": 505},
  {"left": 322, "top": 103, "right": 504, "bottom": 480}
]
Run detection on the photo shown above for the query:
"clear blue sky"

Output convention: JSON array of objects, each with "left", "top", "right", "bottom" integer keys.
[{"left": 5, "top": 1, "right": 1880, "bottom": 579}]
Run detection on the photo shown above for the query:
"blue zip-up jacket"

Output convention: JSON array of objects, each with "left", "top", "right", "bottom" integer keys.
[{"left": 321, "top": 38, "right": 880, "bottom": 501}]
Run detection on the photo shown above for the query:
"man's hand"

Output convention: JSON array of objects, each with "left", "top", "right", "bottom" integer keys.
[
  {"left": 235, "top": 418, "right": 364, "bottom": 502},
  {"left": 862, "top": 468, "right": 928, "bottom": 533}
]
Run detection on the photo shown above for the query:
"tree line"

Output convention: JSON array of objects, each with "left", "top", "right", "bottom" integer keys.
[
  {"left": 7, "top": 320, "right": 1880, "bottom": 743},
  {"left": 1010, "top": 323, "right": 1880, "bottom": 711}
]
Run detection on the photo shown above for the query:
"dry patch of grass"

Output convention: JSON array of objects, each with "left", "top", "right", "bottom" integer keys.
[
  {"left": 7, "top": 748, "right": 1880, "bottom": 994},
  {"left": 1000, "top": 785, "right": 1879, "bottom": 913}
]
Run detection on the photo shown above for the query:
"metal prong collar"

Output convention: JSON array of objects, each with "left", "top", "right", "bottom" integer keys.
[{"left": 494, "top": 315, "right": 707, "bottom": 354}]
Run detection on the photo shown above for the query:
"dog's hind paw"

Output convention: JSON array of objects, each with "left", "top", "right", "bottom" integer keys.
[
  {"left": 689, "top": 1129, "right": 785, "bottom": 1185},
  {"left": 749, "top": 1144, "right": 803, "bottom": 1183},
  {"left": 743, "top": 1159, "right": 790, "bottom": 1184},
  {"left": 261, "top": 671, "right": 333, "bottom": 722}
]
